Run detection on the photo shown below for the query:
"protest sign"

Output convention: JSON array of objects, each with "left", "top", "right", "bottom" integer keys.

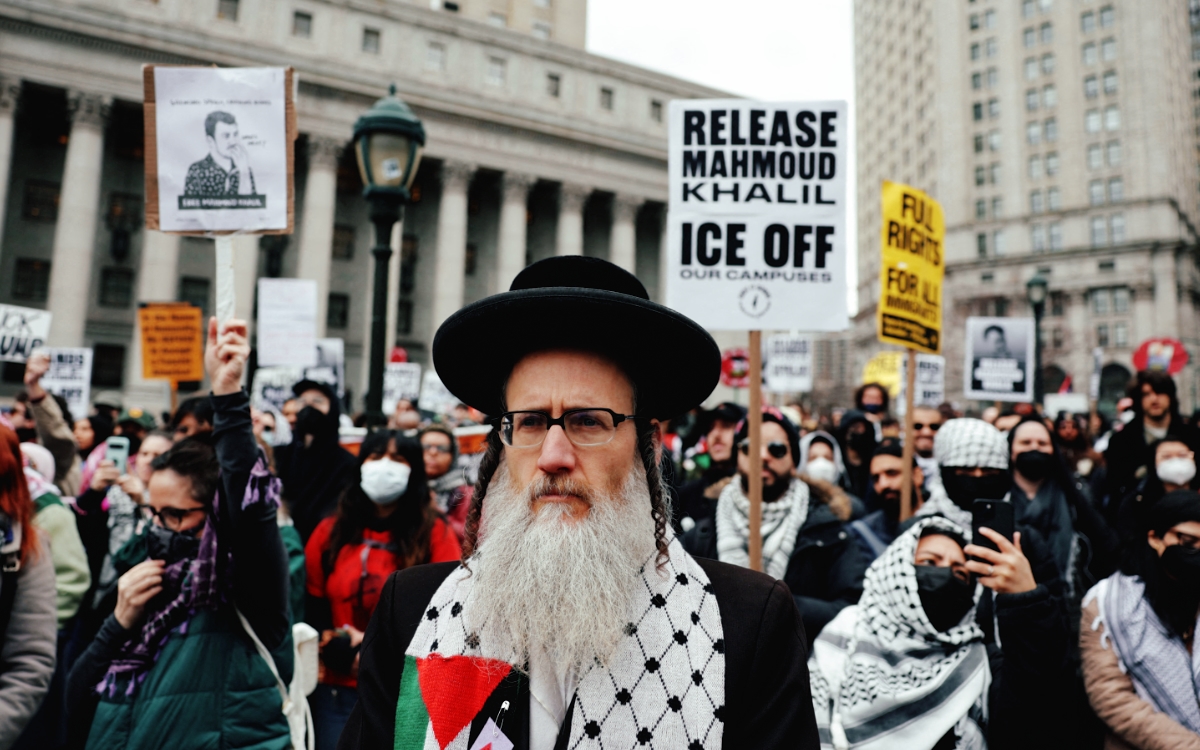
[
  {"left": 251, "top": 338, "right": 345, "bottom": 410},
  {"left": 383, "top": 362, "right": 422, "bottom": 415},
  {"left": 1045, "top": 393, "right": 1089, "bottom": 416},
  {"left": 0, "top": 304, "right": 52, "bottom": 363},
  {"left": 665, "top": 100, "right": 849, "bottom": 331},
  {"left": 896, "top": 354, "right": 945, "bottom": 415},
  {"left": 305, "top": 338, "right": 345, "bottom": 398},
  {"left": 720, "top": 348, "right": 751, "bottom": 388},
  {"left": 877, "top": 181, "right": 944, "bottom": 354},
  {"left": 420, "top": 370, "right": 460, "bottom": 417},
  {"left": 251, "top": 366, "right": 301, "bottom": 413},
  {"left": 763, "top": 334, "right": 813, "bottom": 393},
  {"left": 41, "top": 347, "right": 93, "bottom": 419},
  {"left": 964, "top": 317, "right": 1035, "bottom": 402},
  {"left": 1133, "top": 337, "right": 1189, "bottom": 375},
  {"left": 256, "top": 278, "right": 318, "bottom": 367},
  {"left": 144, "top": 66, "right": 295, "bottom": 234},
  {"left": 139, "top": 303, "right": 204, "bottom": 382},
  {"left": 862, "top": 351, "right": 904, "bottom": 398},
  {"left": 1089, "top": 347, "right": 1103, "bottom": 401}
]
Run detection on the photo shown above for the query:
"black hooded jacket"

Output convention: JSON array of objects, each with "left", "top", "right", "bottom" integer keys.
[{"left": 274, "top": 388, "right": 358, "bottom": 541}]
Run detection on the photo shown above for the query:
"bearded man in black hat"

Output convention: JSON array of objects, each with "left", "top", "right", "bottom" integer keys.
[{"left": 340, "top": 257, "right": 818, "bottom": 750}]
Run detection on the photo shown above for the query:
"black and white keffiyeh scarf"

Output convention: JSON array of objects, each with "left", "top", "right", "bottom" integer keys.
[
  {"left": 715, "top": 477, "right": 809, "bottom": 580},
  {"left": 1085, "top": 573, "right": 1200, "bottom": 732},
  {"left": 809, "top": 517, "right": 990, "bottom": 750},
  {"left": 401, "top": 537, "right": 726, "bottom": 749}
]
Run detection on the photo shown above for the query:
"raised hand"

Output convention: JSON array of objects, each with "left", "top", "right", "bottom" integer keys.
[
  {"left": 23, "top": 350, "right": 50, "bottom": 400},
  {"left": 205, "top": 317, "right": 250, "bottom": 397}
]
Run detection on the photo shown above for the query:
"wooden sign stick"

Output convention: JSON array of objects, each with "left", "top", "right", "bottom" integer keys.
[
  {"left": 900, "top": 347, "right": 918, "bottom": 522},
  {"left": 748, "top": 329, "right": 764, "bottom": 572}
]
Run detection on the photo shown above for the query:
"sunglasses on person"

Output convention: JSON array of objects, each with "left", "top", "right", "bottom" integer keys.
[
  {"left": 421, "top": 443, "right": 453, "bottom": 455},
  {"left": 739, "top": 440, "right": 789, "bottom": 459},
  {"left": 913, "top": 422, "right": 942, "bottom": 432}
]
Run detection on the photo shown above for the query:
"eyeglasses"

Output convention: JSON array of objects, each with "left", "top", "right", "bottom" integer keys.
[
  {"left": 913, "top": 423, "right": 942, "bottom": 432},
  {"left": 495, "top": 408, "right": 639, "bottom": 448},
  {"left": 739, "top": 440, "right": 790, "bottom": 459},
  {"left": 422, "top": 444, "right": 453, "bottom": 455},
  {"left": 144, "top": 505, "right": 207, "bottom": 531}
]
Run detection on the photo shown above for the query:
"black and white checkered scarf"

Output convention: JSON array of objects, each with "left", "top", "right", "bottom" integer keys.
[{"left": 715, "top": 477, "right": 809, "bottom": 580}]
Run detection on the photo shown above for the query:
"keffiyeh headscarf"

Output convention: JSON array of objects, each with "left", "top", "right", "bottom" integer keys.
[
  {"left": 715, "top": 476, "right": 809, "bottom": 580},
  {"left": 933, "top": 419, "right": 1009, "bottom": 471},
  {"left": 809, "top": 517, "right": 990, "bottom": 750}
]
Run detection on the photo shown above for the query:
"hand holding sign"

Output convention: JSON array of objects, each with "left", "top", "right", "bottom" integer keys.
[
  {"left": 23, "top": 350, "right": 50, "bottom": 401},
  {"left": 206, "top": 317, "right": 250, "bottom": 397}
]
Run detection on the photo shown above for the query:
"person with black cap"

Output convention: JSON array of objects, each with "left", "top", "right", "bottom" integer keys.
[
  {"left": 274, "top": 380, "right": 358, "bottom": 542},
  {"left": 849, "top": 437, "right": 925, "bottom": 559},
  {"left": 339, "top": 257, "right": 818, "bottom": 750},
  {"left": 682, "top": 405, "right": 870, "bottom": 644},
  {"left": 837, "top": 410, "right": 876, "bottom": 501},
  {"left": 676, "top": 401, "right": 745, "bottom": 527}
]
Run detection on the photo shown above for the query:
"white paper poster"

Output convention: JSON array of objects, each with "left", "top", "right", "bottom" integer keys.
[
  {"left": 964, "top": 317, "right": 1035, "bottom": 403},
  {"left": 0, "top": 304, "right": 52, "bottom": 363},
  {"left": 251, "top": 338, "right": 345, "bottom": 411},
  {"left": 256, "top": 278, "right": 317, "bottom": 367},
  {"left": 41, "top": 348, "right": 93, "bottom": 420},
  {"left": 763, "top": 334, "right": 813, "bottom": 393},
  {"left": 306, "top": 338, "right": 345, "bottom": 399},
  {"left": 897, "top": 354, "right": 945, "bottom": 416},
  {"left": 251, "top": 366, "right": 301, "bottom": 414},
  {"left": 420, "top": 370, "right": 460, "bottom": 417},
  {"left": 154, "top": 67, "right": 289, "bottom": 232},
  {"left": 383, "top": 363, "right": 422, "bottom": 415},
  {"left": 665, "top": 100, "right": 849, "bottom": 331}
]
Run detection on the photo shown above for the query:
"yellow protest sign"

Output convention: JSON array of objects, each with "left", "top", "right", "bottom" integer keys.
[
  {"left": 139, "top": 303, "right": 204, "bottom": 382},
  {"left": 861, "top": 351, "right": 904, "bottom": 398},
  {"left": 877, "top": 181, "right": 944, "bottom": 354}
]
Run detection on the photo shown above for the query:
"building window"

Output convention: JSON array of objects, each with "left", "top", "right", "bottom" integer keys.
[
  {"left": 1023, "top": 0, "right": 1036, "bottom": 17},
  {"left": 975, "top": 165, "right": 987, "bottom": 186},
  {"left": 326, "top": 293, "right": 350, "bottom": 329},
  {"left": 488, "top": 11, "right": 507, "bottom": 27},
  {"left": 11, "top": 258, "right": 50, "bottom": 301},
  {"left": 1090, "top": 179, "right": 1106, "bottom": 206},
  {"left": 1032, "top": 224, "right": 1047, "bottom": 252},
  {"left": 532, "top": 21, "right": 552, "bottom": 40},
  {"left": 397, "top": 300, "right": 413, "bottom": 336},
  {"left": 1106, "top": 139, "right": 1121, "bottom": 166},
  {"left": 1099, "top": 259, "right": 1116, "bottom": 272},
  {"left": 1099, "top": 5, "right": 1114, "bottom": 27},
  {"left": 1083, "top": 42, "right": 1097, "bottom": 65},
  {"left": 1026, "top": 89, "right": 1039, "bottom": 111},
  {"left": 1086, "top": 109, "right": 1101, "bottom": 133},
  {"left": 973, "top": 102, "right": 984, "bottom": 121},
  {"left": 332, "top": 224, "right": 355, "bottom": 260},
  {"left": 1024, "top": 28, "right": 1036, "bottom": 47},
  {"left": 650, "top": 99, "right": 663, "bottom": 122},
  {"left": 217, "top": 0, "right": 238, "bottom": 21},
  {"left": 600, "top": 87, "right": 614, "bottom": 110},
  {"left": 1042, "top": 53, "right": 1055, "bottom": 74},
  {"left": 1088, "top": 144, "right": 1103, "bottom": 169},
  {"left": 1103, "top": 70, "right": 1118, "bottom": 94},
  {"left": 1108, "top": 177, "right": 1123, "bottom": 202},
  {"left": 1029, "top": 155, "right": 1044, "bottom": 179},
  {"left": 1114, "top": 322, "right": 1128, "bottom": 348},
  {"left": 1040, "top": 23, "right": 1053, "bottom": 43},
  {"left": 971, "top": 43, "right": 981, "bottom": 60},
  {"left": 546, "top": 73, "right": 561, "bottom": 97},
  {"left": 1025, "top": 58, "right": 1039, "bottom": 80},
  {"left": 976, "top": 199, "right": 987, "bottom": 219},
  {"left": 993, "top": 230, "right": 1006, "bottom": 255},
  {"left": 985, "top": 38, "right": 998, "bottom": 57},
  {"left": 1093, "top": 288, "right": 1111, "bottom": 314},
  {"left": 1027, "top": 122, "right": 1041, "bottom": 145},
  {"left": 362, "top": 28, "right": 381, "bottom": 54},
  {"left": 1085, "top": 76, "right": 1099, "bottom": 98},
  {"left": 1081, "top": 11, "right": 1095, "bottom": 32},
  {"left": 970, "top": 13, "right": 980, "bottom": 31},
  {"left": 988, "top": 98, "right": 1000, "bottom": 118},
  {"left": 426, "top": 42, "right": 446, "bottom": 71},
  {"left": 973, "top": 72, "right": 983, "bottom": 89},
  {"left": 992, "top": 197, "right": 1003, "bottom": 217},
  {"left": 1096, "top": 324, "right": 1110, "bottom": 347},
  {"left": 91, "top": 345, "right": 125, "bottom": 388},
  {"left": 977, "top": 233, "right": 988, "bottom": 257},
  {"left": 1052, "top": 327, "right": 1065, "bottom": 348},
  {"left": 179, "top": 276, "right": 211, "bottom": 318},
  {"left": 487, "top": 57, "right": 507, "bottom": 86},
  {"left": 989, "top": 130, "right": 1001, "bottom": 151},
  {"left": 98, "top": 267, "right": 133, "bottom": 308},
  {"left": 1047, "top": 186, "right": 1061, "bottom": 211},
  {"left": 990, "top": 163, "right": 1001, "bottom": 184},
  {"left": 1031, "top": 190, "right": 1044, "bottom": 213},
  {"left": 1046, "top": 152, "right": 1059, "bottom": 176},
  {"left": 1090, "top": 216, "right": 1108, "bottom": 247},
  {"left": 987, "top": 68, "right": 998, "bottom": 87},
  {"left": 534, "top": 0, "right": 551, "bottom": 7},
  {"left": 1042, "top": 85, "right": 1057, "bottom": 108},
  {"left": 293, "top": 11, "right": 312, "bottom": 37},
  {"left": 1044, "top": 117, "right": 1057, "bottom": 142},
  {"left": 1111, "top": 213, "right": 1126, "bottom": 243},
  {"left": 1101, "top": 38, "right": 1116, "bottom": 61},
  {"left": 1104, "top": 105, "right": 1120, "bottom": 130},
  {"left": 1050, "top": 292, "right": 1066, "bottom": 316},
  {"left": 22, "top": 181, "right": 59, "bottom": 222},
  {"left": 1113, "top": 286, "right": 1130, "bottom": 313}
]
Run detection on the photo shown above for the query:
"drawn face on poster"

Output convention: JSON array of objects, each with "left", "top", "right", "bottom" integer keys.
[
  {"left": 154, "top": 67, "right": 288, "bottom": 232},
  {"left": 964, "top": 317, "right": 1035, "bottom": 402}
]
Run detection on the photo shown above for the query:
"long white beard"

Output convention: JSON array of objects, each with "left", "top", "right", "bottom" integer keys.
[{"left": 467, "top": 461, "right": 657, "bottom": 676}]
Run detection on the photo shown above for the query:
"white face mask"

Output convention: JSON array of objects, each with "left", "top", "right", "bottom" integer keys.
[
  {"left": 805, "top": 456, "right": 838, "bottom": 484},
  {"left": 360, "top": 458, "right": 412, "bottom": 505},
  {"left": 1157, "top": 457, "right": 1197, "bottom": 487}
]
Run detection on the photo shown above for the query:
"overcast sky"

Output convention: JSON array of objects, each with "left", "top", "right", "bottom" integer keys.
[{"left": 587, "top": 0, "right": 860, "bottom": 307}]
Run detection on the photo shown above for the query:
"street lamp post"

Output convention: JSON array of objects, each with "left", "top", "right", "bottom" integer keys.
[
  {"left": 1026, "top": 273, "right": 1049, "bottom": 408},
  {"left": 352, "top": 84, "right": 425, "bottom": 428}
]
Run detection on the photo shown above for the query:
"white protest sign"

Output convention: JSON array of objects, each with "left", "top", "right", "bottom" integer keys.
[
  {"left": 0, "top": 304, "right": 52, "bottom": 363},
  {"left": 665, "top": 100, "right": 849, "bottom": 331},
  {"left": 251, "top": 337, "right": 345, "bottom": 410},
  {"left": 1045, "top": 393, "right": 1089, "bottom": 416},
  {"left": 256, "top": 278, "right": 317, "bottom": 367},
  {"left": 383, "top": 363, "right": 422, "bottom": 415},
  {"left": 41, "top": 347, "right": 93, "bottom": 420},
  {"left": 151, "top": 67, "right": 291, "bottom": 232},
  {"left": 306, "top": 338, "right": 345, "bottom": 399},
  {"left": 251, "top": 366, "right": 302, "bottom": 413},
  {"left": 763, "top": 334, "right": 813, "bottom": 393},
  {"left": 420, "top": 370, "right": 460, "bottom": 417},
  {"left": 897, "top": 354, "right": 945, "bottom": 415},
  {"left": 964, "top": 317, "right": 1035, "bottom": 403},
  {"left": 1089, "top": 346, "right": 1103, "bottom": 401}
]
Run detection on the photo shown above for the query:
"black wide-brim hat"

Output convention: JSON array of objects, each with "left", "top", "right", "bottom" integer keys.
[{"left": 432, "top": 256, "right": 720, "bottom": 420}]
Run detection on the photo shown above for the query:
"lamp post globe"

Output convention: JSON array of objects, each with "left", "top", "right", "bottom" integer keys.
[
  {"left": 1026, "top": 273, "right": 1049, "bottom": 407},
  {"left": 353, "top": 84, "right": 426, "bottom": 428}
]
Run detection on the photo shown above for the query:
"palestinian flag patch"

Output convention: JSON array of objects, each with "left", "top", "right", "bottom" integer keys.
[{"left": 394, "top": 653, "right": 513, "bottom": 750}]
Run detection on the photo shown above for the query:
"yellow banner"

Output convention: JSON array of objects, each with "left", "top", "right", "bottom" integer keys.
[
  {"left": 861, "top": 351, "right": 904, "bottom": 398},
  {"left": 876, "top": 181, "right": 944, "bottom": 354},
  {"left": 139, "top": 303, "right": 204, "bottom": 382}
]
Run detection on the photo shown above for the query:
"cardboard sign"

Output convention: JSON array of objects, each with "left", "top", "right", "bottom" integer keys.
[
  {"left": 383, "top": 362, "right": 422, "bottom": 415},
  {"left": 763, "top": 334, "right": 813, "bottom": 393},
  {"left": 665, "top": 100, "right": 849, "bottom": 331},
  {"left": 420, "top": 370, "right": 460, "bottom": 417},
  {"left": 0, "top": 303, "right": 52, "bottom": 363},
  {"left": 256, "top": 278, "right": 318, "bottom": 367},
  {"left": 41, "top": 348, "right": 93, "bottom": 420},
  {"left": 144, "top": 66, "right": 295, "bottom": 234},
  {"left": 964, "top": 317, "right": 1035, "bottom": 402},
  {"left": 897, "top": 354, "right": 945, "bottom": 415},
  {"left": 139, "top": 303, "right": 204, "bottom": 382},
  {"left": 877, "top": 181, "right": 944, "bottom": 354}
]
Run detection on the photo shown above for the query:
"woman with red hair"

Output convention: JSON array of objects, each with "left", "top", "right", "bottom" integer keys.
[{"left": 0, "top": 422, "right": 57, "bottom": 747}]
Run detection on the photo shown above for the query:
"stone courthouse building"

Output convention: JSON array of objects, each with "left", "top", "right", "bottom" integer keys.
[{"left": 0, "top": 0, "right": 722, "bottom": 412}]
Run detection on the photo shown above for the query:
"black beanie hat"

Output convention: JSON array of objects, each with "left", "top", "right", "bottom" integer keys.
[
  {"left": 1149, "top": 490, "right": 1200, "bottom": 538},
  {"left": 735, "top": 405, "right": 802, "bottom": 468}
]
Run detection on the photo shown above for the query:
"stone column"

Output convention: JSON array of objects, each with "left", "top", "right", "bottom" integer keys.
[
  {"left": 431, "top": 160, "right": 477, "bottom": 332},
  {"left": 0, "top": 77, "right": 21, "bottom": 243},
  {"left": 296, "top": 135, "right": 343, "bottom": 337},
  {"left": 1151, "top": 247, "right": 1180, "bottom": 338},
  {"left": 657, "top": 205, "right": 670, "bottom": 303},
  {"left": 124, "top": 230, "right": 181, "bottom": 410},
  {"left": 609, "top": 193, "right": 643, "bottom": 272},
  {"left": 496, "top": 172, "right": 535, "bottom": 292},
  {"left": 555, "top": 183, "right": 590, "bottom": 256},
  {"left": 46, "top": 91, "right": 110, "bottom": 346}
]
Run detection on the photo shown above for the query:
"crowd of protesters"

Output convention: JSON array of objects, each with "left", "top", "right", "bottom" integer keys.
[{"left": 2, "top": 323, "right": 1200, "bottom": 749}]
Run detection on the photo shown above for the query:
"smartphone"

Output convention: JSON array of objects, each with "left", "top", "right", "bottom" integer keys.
[
  {"left": 105, "top": 436, "right": 130, "bottom": 475},
  {"left": 971, "top": 499, "right": 1015, "bottom": 554}
]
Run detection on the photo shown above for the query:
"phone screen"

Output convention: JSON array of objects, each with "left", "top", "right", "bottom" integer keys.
[{"left": 105, "top": 437, "right": 130, "bottom": 474}]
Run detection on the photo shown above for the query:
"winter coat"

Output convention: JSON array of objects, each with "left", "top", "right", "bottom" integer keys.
[
  {"left": 0, "top": 534, "right": 57, "bottom": 749},
  {"left": 28, "top": 394, "right": 81, "bottom": 497},
  {"left": 682, "top": 478, "right": 871, "bottom": 644},
  {"left": 1080, "top": 597, "right": 1200, "bottom": 750},
  {"left": 31, "top": 493, "right": 91, "bottom": 627},
  {"left": 1103, "top": 417, "right": 1200, "bottom": 517},
  {"left": 675, "top": 464, "right": 735, "bottom": 526}
]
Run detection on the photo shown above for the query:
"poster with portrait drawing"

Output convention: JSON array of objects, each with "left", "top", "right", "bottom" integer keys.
[
  {"left": 144, "top": 66, "right": 295, "bottom": 234},
  {"left": 964, "top": 317, "right": 1034, "bottom": 403}
]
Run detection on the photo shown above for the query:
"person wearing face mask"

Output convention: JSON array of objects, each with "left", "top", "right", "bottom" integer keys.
[
  {"left": 274, "top": 380, "right": 359, "bottom": 542},
  {"left": 849, "top": 439, "right": 924, "bottom": 559},
  {"left": 854, "top": 382, "right": 890, "bottom": 435},
  {"left": 797, "top": 430, "right": 865, "bottom": 513},
  {"left": 1116, "top": 438, "right": 1198, "bottom": 564},
  {"left": 837, "top": 411, "right": 877, "bottom": 501},
  {"left": 1082, "top": 490, "right": 1200, "bottom": 750},
  {"left": 65, "top": 318, "right": 294, "bottom": 750},
  {"left": 811, "top": 516, "right": 1066, "bottom": 750},
  {"left": 303, "top": 429, "right": 460, "bottom": 750}
]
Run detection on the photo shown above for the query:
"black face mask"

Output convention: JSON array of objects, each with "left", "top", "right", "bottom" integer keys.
[
  {"left": 1161, "top": 544, "right": 1200, "bottom": 585},
  {"left": 940, "top": 470, "right": 1010, "bottom": 510},
  {"left": 848, "top": 431, "right": 876, "bottom": 455},
  {"left": 294, "top": 405, "right": 335, "bottom": 440},
  {"left": 14, "top": 427, "right": 38, "bottom": 444},
  {"left": 1014, "top": 450, "right": 1055, "bottom": 482},
  {"left": 915, "top": 565, "right": 976, "bottom": 632},
  {"left": 145, "top": 523, "right": 202, "bottom": 566}
]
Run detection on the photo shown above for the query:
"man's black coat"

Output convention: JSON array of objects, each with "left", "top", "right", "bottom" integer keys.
[
  {"left": 1103, "top": 416, "right": 1200, "bottom": 515},
  {"left": 338, "top": 559, "right": 820, "bottom": 750}
]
